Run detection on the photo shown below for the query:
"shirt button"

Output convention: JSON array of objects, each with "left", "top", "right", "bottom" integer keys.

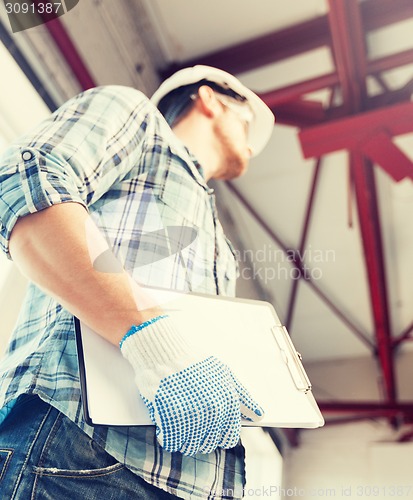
[{"left": 22, "top": 151, "right": 33, "bottom": 161}]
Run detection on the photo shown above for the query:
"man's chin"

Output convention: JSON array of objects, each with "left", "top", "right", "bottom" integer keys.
[{"left": 218, "top": 162, "right": 248, "bottom": 181}]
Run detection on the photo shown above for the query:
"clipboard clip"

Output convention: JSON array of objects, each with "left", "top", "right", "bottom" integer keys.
[{"left": 271, "top": 325, "right": 312, "bottom": 393}]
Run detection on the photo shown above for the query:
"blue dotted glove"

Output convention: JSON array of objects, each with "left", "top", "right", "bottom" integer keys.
[{"left": 120, "top": 316, "right": 264, "bottom": 456}]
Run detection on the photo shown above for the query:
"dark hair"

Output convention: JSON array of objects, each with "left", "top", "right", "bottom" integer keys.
[{"left": 157, "top": 79, "right": 246, "bottom": 127}]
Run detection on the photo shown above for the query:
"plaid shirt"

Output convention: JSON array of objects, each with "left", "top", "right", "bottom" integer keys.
[{"left": 0, "top": 86, "right": 244, "bottom": 499}]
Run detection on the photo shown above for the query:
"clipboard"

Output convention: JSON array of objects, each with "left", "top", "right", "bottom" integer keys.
[{"left": 74, "top": 287, "right": 324, "bottom": 429}]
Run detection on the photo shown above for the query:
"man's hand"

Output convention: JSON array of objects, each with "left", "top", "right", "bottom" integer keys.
[{"left": 120, "top": 315, "right": 264, "bottom": 456}]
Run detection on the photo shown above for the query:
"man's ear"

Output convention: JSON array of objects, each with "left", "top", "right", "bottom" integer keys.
[{"left": 197, "top": 85, "right": 222, "bottom": 118}]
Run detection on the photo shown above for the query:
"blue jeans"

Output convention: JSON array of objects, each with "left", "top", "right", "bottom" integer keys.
[{"left": 0, "top": 394, "right": 179, "bottom": 499}]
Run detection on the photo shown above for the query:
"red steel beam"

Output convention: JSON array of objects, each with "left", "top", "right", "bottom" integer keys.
[
  {"left": 285, "top": 158, "right": 323, "bottom": 329},
  {"left": 259, "top": 73, "right": 338, "bottom": 109},
  {"left": 34, "top": 0, "right": 96, "bottom": 90},
  {"left": 365, "top": 85, "right": 413, "bottom": 110},
  {"left": 266, "top": 94, "right": 410, "bottom": 130},
  {"left": 45, "top": 21, "right": 96, "bottom": 90},
  {"left": 305, "top": 100, "right": 413, "bottom": 148},
  {"left": 362, "top": 131, "right": 413, "bottom": 182},
  {"left": 351, "top": 154, "right": 396, "bottom": 403},
  {"left": 162, "top": 15, "right": 329, "bottom": 78},
  {"left": 324, "top": 0, "right": 396, "bottom": 408},
  {"left": 272, "top": 100, "right": 327, "bottom": 127},
  {"left": 324, "top": 414, "right": 407, "bottom": 425},
  {"left": 362, "top": 0, "right": 413, "bottom": 32},
  {"left": 327, "top": 0, "right": 367, "bottom": 110},
  {"left": 299, "top": 101, "right": 413, "bottom": 182},
  {"left": 327, "top": 0, "right": 352, "bottom": 109},
  {"left": 393, "top": 320, "right": 413, "bottom": 348},
  {"left": 259, "top": 48, "right": 413, "bottom": 112},
  {"left": 369, "top": 47, "right": 413, "bottom": 74},
  {"left": 284, "top": 90, "right": 338, "bottom": 329},
  {"left": 320, "top": 401, "right": 413, "bottom": 414},
  {"left": 162, "top": 0, "right": 413, "bottom": 78},
  {"left": 398, "top": 430, "right": 413, "bottom": 442}
]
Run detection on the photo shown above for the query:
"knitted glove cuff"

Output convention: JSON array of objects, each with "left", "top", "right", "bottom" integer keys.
[{"left": 120, "top": 315, "right": 194, "bottom": 371}]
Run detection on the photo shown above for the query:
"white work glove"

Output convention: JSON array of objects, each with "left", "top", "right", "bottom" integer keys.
[{"left": 120, "top": 315, "right": 264, "bottom": 456}]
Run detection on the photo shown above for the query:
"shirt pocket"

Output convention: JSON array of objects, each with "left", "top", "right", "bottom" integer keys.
[
  {"left": 152, "top": 160, "right": 216, "bottom": 243},
  {"left": 150, "top": 169, "right": 217, "bottom": 291}
]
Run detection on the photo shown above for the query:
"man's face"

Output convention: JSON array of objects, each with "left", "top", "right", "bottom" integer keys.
[{"left": 212, "top": 94, "right": 253, "bottom": 180}]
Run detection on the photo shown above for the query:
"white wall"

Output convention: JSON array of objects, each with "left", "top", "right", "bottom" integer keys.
[
  {"left": 282, "top": 352, "right": 413, "bottom": 499},
  {"left": 284, "top": 421, "right": 413, "bottom": 499}
]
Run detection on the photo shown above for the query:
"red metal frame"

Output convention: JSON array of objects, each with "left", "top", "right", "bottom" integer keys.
[
  {"left": 284, "top": 157, "right": 323, "bottom": 330},
  {"left": 351, "top": 155, "right": 396, "bottom": 403}
]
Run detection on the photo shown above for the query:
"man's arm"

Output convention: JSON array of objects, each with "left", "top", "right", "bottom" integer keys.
[{"left": 9, "top": 202, "right": 160, "bottom": 345}]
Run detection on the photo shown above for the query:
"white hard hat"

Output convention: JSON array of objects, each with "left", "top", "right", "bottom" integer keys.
[{"left": 151, "top": 65, "right": 275, "bottom": 156}]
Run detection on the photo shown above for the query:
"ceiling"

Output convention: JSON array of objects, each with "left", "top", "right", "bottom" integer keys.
[{"left": 1, "top": 0, "right": 413, "bottom": 437}]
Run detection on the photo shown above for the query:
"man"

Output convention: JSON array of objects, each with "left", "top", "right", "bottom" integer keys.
[{"left": 0, "top": 65, "right": 274, "bottom": 499}]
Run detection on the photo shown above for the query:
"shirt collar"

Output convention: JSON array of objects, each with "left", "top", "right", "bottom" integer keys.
[{"left": 174, "top": 140, "right": 214, "bottom": 195}]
